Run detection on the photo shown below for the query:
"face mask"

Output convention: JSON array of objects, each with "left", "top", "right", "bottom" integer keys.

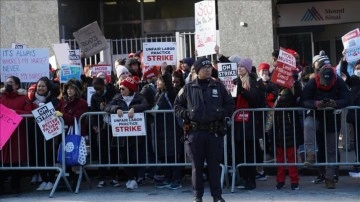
[
  {"left": 5, "top": 84, "right": 13, "bottom": 93},
  {"left": 354, "top": 70, "right": 360, "bottom": 77}
]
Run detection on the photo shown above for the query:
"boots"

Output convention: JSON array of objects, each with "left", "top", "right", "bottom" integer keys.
[{"left": 304, "top": 152, "right": 316, "bottom": 166}]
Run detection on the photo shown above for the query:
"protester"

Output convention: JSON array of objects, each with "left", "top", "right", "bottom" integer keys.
[
  {"left": 232, "top": 58, "right": 264, "bottom": 190},
  {"left": 153, "top": 73, "right": 182, "bottom": 190},
  {"left": 0, "top": 76, "right": 33, "bottom": 194},
  {"left": 31, "top": 77, "right": 59, "bottom": 191},
  {"left": 104, "top": 77, "right": 149, "bottom": 189},
  {"left": 341, "top": 59, "right": 360, "bottom": 171},
  {"left": 301, "top": 65, "right": 350, "bottom": 189},
  {"left": 272, "top": 78, "right": 302, "bottom": 190}
]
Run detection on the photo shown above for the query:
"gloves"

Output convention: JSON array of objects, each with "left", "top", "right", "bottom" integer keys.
[
  {"left": 55, "top": 111, "right": 63, "bottom": 117},
  {"left": 314, "top": 100, "right": 326, "bottom": 109},
  {"left": 326, "top": 99, "right": 337, "bottom": 108},
  {"left": 232, "top": 77, "right": 243, "bottom": 94}
]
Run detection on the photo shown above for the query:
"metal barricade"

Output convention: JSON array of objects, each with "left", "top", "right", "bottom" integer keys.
[
  {"left": 0, "top": 115, "right": 72, "bottom": 197},
  {"left": 230, "top": 107, "right": 360, "bottom": 192},
  {"left": 76, "top": 110, "right": 229, "bottom": 193}
]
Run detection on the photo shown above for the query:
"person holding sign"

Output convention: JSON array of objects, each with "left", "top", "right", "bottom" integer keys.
[
  {"left": 232, "top": 58, "right": 265, "bottom": 190},
  {"left": 104, "top": 77, "right": 149, "bottom": 190},
  {"left": 174, "top": 57, "right": 234, "bottom": 202},
  {"left": 0, "top": 76, "right": 32, "bottom": 194},
  {"left": 30, "top": 77, "right": 59, "bottom": 191}
]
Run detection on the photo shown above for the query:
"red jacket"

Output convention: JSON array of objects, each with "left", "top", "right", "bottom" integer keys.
[
  {"left": 57, "top": 97, "right": 88, "bottom": 135},
  {"left": 0, "top": 88, "right": 33, "bottom": 164}
]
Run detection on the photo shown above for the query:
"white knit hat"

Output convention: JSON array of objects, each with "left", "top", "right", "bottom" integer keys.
[{"left": 116, "top": 65, "right": 129, "bottom": 78}]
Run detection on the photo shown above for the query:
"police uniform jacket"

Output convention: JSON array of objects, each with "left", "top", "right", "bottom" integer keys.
[{"left": 174, "top": 78, "right": 234, "bottom": 128}]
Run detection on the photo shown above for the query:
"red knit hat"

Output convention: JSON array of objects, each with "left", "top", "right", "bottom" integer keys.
[
  {"left": 120, "top": 77, "right": 138, "bottom": 92},
  {"left": 258, "top": 63, "right": 270, "bottom": 71}
]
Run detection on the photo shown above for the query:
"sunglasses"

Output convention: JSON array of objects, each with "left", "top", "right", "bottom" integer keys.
[{"left": 120, "top": 88, "right": 126, "bottom": 91}]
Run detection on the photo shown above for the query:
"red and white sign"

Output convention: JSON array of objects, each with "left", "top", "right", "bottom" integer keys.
[
  {"left": 91, "top": 64, "right": 112, "bottom": 83},
  {"left": 32, "top": 102, "right": 62, "bottom": 141},
  {"left": 342, "top": 28, "right": 360, "bottom": 63},
  {"left": 218, "top": 63, "right": 237, "bottom": 97},
  {"left": 195, "top": 0, "right": 216, "bottom": 56},
  {"left": 271, "top": 48, "right": 296, "bottom": 88},
  {"left": 143, "top": 42, "right": 176, "bottom": 66},
  {"left": 111, "top": 113, "right": 146, "bottom": 137}
]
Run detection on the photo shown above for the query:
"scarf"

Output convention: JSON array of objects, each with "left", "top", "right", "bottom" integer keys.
[{"left": 123, "top": 95, "right": 134, "bottom": 107}]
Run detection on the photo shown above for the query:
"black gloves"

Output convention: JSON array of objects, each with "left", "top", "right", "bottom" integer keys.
[{"left": 232, "top": 77, "right": 243, "bottom": 94}]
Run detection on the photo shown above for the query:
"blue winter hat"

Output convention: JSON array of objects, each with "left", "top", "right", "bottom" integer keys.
[{"left": 181, "top": 57, "right": 195, "bottom": 68}]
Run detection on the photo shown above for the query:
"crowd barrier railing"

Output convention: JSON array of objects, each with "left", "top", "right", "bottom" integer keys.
[
  {"left": 230, "top": 106, "right": 360, "bottom": 192},
  {"left": 77, "top": 110, "right": 229, "bottom": 193},
  {"left": 0, "top": 115, "right": 72, "bottom": 197}
]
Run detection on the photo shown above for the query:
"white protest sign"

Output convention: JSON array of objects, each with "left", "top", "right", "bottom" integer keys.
[
  {"left": 143, "top": 42, "right": 177, "bottom": 66},
  {"left": 68, "top": 49, "right": 82, "bottom": 66},
  {"left": 0, "top": 48, "right": 49, "bottom": 82},
  {"left": 218, "top": 63, "right": 237, "bottom": 97},
  {"left": 60, "top": 65, "right": 82, "bottom": 83},
  {"left": 342, "top": 28, "right": 360, "bottom": 63},
  {"left": 195, "top": 0, "right": 216, "bottom": 57},
  {"left": 91, "top": 64, "right": 112, "bottom": 77},
  {"left": 73, "top": 21, "right": 109, "bottom": 58},
  {"left": 52, "top": 43, "right": 71, "bottom": 67},
  {"left": 111, "top": 113, "right": 146, "bottom": 137},
  {"left": 87, "top": 86, "right": 95, "bottom": 107},
  {"left": 11, "top": 43, "right": 27, "bottom": 49},
  {"left": 31, "top": 102, "right": 62, "bottom": 140}
]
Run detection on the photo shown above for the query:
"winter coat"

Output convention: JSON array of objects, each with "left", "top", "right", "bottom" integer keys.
[
  {"left": 234, "top": 76, "right": 265, "bottom": 141},
  {"left": 340, "top": 60, "right": 360, "bottom": 125},
  {"left": 0, "top": 88, "right": 33, "bottom": 163},
  {"left": 56, "top": 97, "right": 88, "bottom": 135},
  {"left": 90, "top": 85, "right": 117, "bottom": 127},
  {"left": 301, "top": 76, "right": 350, "bottom": 133},
  {"left": 104, "top": 92, "right": 149, "bottom": 146},
  {"left": 273, "top": 82, "right": 303, "bottom": 148},
  {"left": 153, "top": 89, "right": 179, "bottom": 157}
]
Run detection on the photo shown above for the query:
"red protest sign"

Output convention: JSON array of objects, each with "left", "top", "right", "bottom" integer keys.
[{"left": 271, "top": 48, "right": 296, "bottom": 88}]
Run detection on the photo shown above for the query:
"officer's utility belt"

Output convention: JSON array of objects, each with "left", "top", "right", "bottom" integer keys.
[{"left": 190, "top": 121, "right": 218, "bottom": 133}]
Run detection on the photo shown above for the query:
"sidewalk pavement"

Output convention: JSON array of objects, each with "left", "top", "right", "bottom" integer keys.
[{"left": 1, "top": 174, "right": 360, "bottom": 202}]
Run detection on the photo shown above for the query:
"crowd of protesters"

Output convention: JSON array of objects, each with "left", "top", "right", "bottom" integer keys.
[{"left": 1, "top": 46, "right": 360, "bottom": 199}]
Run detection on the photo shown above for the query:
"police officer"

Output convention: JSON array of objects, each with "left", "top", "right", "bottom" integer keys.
[{"left": 174, "top": 57, "right": 234, "bottom": 202}]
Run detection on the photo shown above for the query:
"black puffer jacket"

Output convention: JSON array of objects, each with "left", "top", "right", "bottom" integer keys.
[
  {"left": 233, "top": 76, "right": 265, "bottom": 141},
  {"left": 301, "top": 76, "right": 350, "bottom": 133},
  {"left": 274, "top": 81, "right": 303, "bottom": 148},
  {"left": 340, "top": 59, "right": 360, "bottom": 124}
]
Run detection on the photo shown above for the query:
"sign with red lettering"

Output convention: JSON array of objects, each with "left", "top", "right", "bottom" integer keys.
[
  {"left": 91, "top": 64, "right": 112, "bottom": 83},
  {"left": 218, "top": 63, "right": 237, "bottom": 97},
  {"left": 143, "top": 42, "right": 177, "bottom": 66},
  {"left": 0, "top": 104, "right": 23, "bottom": 150},
  {"left": 31, "top": 102, "right": 62, "bottom": 140},
  {"left": 0, "top": 48, "right": 49, "bottom": 82},
  {"left": 342, "top": 28, "right": 360, "bottom": 63},
  {"left": 111, "top": 113, "right": 146, "bottom": 137},
  {"left": 271, "top": 48, "right": 296, "bottom": 88},
  {"left": 195, "top": 0, "right": 216, "bottom": 57}
]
